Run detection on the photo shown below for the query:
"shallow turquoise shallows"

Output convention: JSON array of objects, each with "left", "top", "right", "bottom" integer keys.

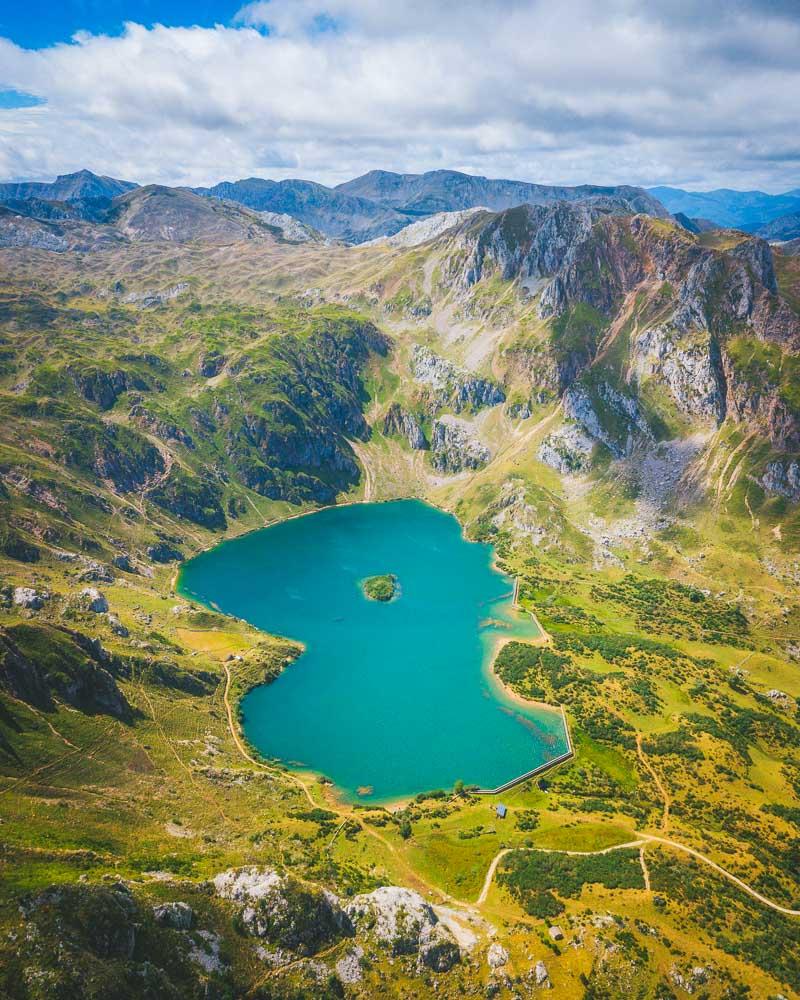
[{"left": 179, "top": 499, "right": 568, "bottom": 802}]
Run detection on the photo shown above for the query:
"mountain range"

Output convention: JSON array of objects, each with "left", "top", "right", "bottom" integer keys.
[
  {"left": 650, "top": 184, "right": 800, "bottom": 231},
  {"left": 4, "top": 169, "right": 800, "bottom": 245},
  {"left": 0, "top": 168, "right": 665, "bottom": 244},
  {"left": 1, "top": 162, "right": 800, "bottom": 999}
]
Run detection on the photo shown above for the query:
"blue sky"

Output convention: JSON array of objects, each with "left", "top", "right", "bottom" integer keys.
[
  {"left": 0, "top": 1, "right": 798, "bottom": 192},
  {"left": 0, "top": 2, "right": 243, "bottom": 50}
]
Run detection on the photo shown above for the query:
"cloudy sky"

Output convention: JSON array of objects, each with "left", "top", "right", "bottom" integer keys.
[{"left": 0, "top": 0, "right": 798, "bottom": 191}]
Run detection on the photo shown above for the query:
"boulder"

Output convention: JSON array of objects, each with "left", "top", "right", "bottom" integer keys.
[
  {"left": 80, "top": 587, "right": 109, "bottom": 613},
  {"left": 346, "top": 886, "right": 438, "bottom": 956},
  {"left": 13, "top": 587, "right": 47, "bottom": 610},
  {"left": 107, "top": 614, "right": 129, "bottom": 637},
  {"left": 534, "top": 960, "right": 551, "bottom": 987},
  {"left": 153, "top": 901, "right": 194, "bottom": 930},
  {"left": 336, "top": 945, "right": 365, "bottom": 984},
  {"left": 487, "top": 942, "right": 509, "bottom": 970},
  {"left": 213, "top": 866, "right": 352, "bottom": 956}
]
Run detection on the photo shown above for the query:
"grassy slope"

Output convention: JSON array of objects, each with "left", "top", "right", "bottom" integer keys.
[{"left": 0, "top": 237, "right": 799, "bottom": 998}]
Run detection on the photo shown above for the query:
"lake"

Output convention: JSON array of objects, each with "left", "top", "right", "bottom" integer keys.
[{"left": 178, "top": 499, "right": 568, "bottom": 802}]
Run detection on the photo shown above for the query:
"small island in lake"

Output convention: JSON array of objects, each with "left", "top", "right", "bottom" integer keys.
[{"left": 362, "top": 573, "right": 399, "bottom": 602}]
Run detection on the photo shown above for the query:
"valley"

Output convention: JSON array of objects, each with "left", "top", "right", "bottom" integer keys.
[{"left": 1, "top": 176, "right": 800, "bottom": 998}]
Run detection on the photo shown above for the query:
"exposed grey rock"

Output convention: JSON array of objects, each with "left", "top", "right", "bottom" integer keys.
[
  {"left": 0, "top": 205, "right": 126, "bottom": 252},
  {"left": 766, "top": 688, "right": 790, "bottom": 704},
  {"left": 346, "top": 886, "right": 440, "bottom": 956},
  {"left": 13, "top": 587, "right": 47, "bottom": 610},
  {"left": 336, "top": 945, "right": 365, "bottom": 983},
  {"left": 112, "top": 185, "right": 281, "bottom": 244},
  {"left": 375, "top": 207, "right": 486, "bottom": 247},
  {"left": 534, "top": 959, "right": 551, "bottom": 987},
  {"left": 65, "top": 364, "right": 145, "bottom": 410},
  {"left": 418, "top": 922, "right": 460, "bottom": 972},
  {"left": 107, "top": 614, "right": 129, "bottom": 637},
  {"left": 213, "top": 866, "right": 352, "bottom": 956},
  {"left": 487, "top": 943, "right": 509, "bottom": 970},
  {"left": 466, "top": 201, "right": 604, "bottom": 293},
  {"left": 188, "top": 930, "right": 226, "bottom": 973},
  {"left": 79, "top": 587, "right": 109, "bottom": 613},
  {"left": 537, "top": 423, "right": 596, "bottom": 473},
  {"left": 629, "top": 326, "right": 725, "bottom": 421},
  {"left": 77, "top": 560, "right": 115, "bottom": 583},
  {"left": 53, "top": 549, "right": 79, "bottom": 563},
  {"left": 0, "top": 625, "right": 132, "bottom": 719},
  {"left": 562, "top": 381, "right": 652, "bottom": 458},
  {"left": 507, "top": 399, "right": 532, "bottom": 419},
  {"left": 199, "top": 350, "right": 226, "bottom": 378},
  {"left": 153, "top": 901, "right": 194, "bottom": 930},
  {"left": 431, "top": 415, "right": 490, "bottom": 472},
  {"left": 120, "top": 282, "right": 189, "bottom": 307},
  {"left": 382, "top": 402, "right": 428, "bottom": 449},
  {"left": 147, "top": 542, "right": 184, "bottom": 563},
  {"left": 760, "top": 459, "right": 800, "bottom": 501},
  {"left": 258, "top": 210, "right": 323, "bottom": 243},
  {"left": 412, "top": 345, "right": 505, "bottom": 413},
  {"left": 130, "top": 404, "right": 194, "bottom": 448},
  {"left": 112, "top": 553, "right": 135, "bottom": 573}
]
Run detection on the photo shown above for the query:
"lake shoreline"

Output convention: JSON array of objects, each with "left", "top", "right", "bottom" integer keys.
[{"left": 177, "top": 497, "right": 571, "bottom": 805}]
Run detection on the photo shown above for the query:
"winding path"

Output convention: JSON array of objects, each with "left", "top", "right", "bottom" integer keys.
[
  {"left": 638, "top": 834, "right": 800, "bottom": 918},
  {"left": 635, "top": 732, "right": 670, "bottom": 831},
  {"left": 221, "top": 664, "right": 441, "bottom": 899},
  {"left": 475, "top": 834, "right": 800, "bottom": 918},
  {"left": 476, "top": 840, "right": 647, "bottom": 905},
  {"left": 220, "top": 667, "right": 800, "bottom": 920}
]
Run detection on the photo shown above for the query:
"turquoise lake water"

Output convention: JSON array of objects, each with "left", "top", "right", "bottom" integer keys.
[{"left": 178, "top": 499, "right": 568, "bottom": 801}]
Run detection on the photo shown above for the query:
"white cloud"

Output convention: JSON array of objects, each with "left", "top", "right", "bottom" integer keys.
[{"left": 0, "top": 1, "right": 798, "bottom": 190}]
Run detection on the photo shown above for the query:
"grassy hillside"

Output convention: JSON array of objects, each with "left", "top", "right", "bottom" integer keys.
[{"left": 1, "top": 225, "right": 800, "bottom": 999}]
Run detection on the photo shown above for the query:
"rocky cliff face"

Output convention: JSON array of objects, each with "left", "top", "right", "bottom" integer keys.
[
  {"left": 446, "top": 203, "right": 800, "bottom": 475},
  {"left": 382, "top": 402, "right": 428, "bottom": 449},
  {"left": 412, "top": 345, "right": 505, "bottom": 413},
  {"left": 206, "top": 317, "right": 389, "bottom": 504},
  {"left": 0, "top": 624, "right": 131, "bottom": 720},
  {"left": 213, "top": 868, "right": 462, "bottom": 973},
  {"left": 431, "top": 415, "right": 490, "bottom": 472}
]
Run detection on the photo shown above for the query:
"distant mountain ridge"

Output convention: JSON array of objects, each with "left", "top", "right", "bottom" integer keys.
[
  {"left": 0, "top": 169, "right": 136, "bottom": 203},
  {"left": 338, "top": 169, "right": 668, "bottom": 219},
  {"left": 752, "top": 211, "right": 800, "bottom": 242},
  {"left": 650, "top": 185, "right": 800, "bottom": 229},
  {"left": 189, "top": 177, "right": 411, "bottom": 242},
  {"left": 0, "top": 168, "right": 668, "bottom": 245},
  {"left": 9, "top": 169, "right": 800, "bottom": 244}
]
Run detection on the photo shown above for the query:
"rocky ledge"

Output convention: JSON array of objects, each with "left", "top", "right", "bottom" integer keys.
[
  {"left": 213, "top": 868, "right": 462, "bottom": 974},
  {"left": 412, "top": 345, "right": 505, "bottom": 414},
  {"left": 431, "top": 415, "right": 490, "bottom": 473}
]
